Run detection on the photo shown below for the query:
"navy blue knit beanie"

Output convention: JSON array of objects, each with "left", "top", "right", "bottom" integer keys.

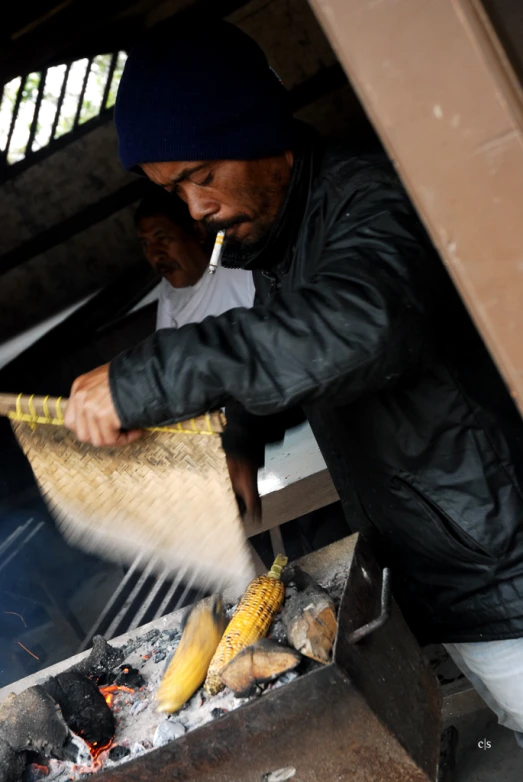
[{"left": 115, "top": 21, "right": 292, "bottom": 171}]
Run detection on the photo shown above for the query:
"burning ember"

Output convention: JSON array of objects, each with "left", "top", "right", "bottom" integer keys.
[
  {"left": 32, "top": 764, "right": 49, "bottom": 777},
  {"left": 99, "top": 685, "right": 135, "bottom": 709}
]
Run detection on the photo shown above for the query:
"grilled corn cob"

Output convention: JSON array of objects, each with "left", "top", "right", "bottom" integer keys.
[
  {"left": 204, "top": 554, "right": 288, "bottom": 695},
  {"left": 157, "top": 595, "right": 227, "bottom": 713}
]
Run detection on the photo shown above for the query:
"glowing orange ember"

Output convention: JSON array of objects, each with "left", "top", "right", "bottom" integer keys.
[
  {"left": 99, "top": 685, "right": 134, "bottom": 708},
  {"left": 32, "top": 763, "right": 49, "bottom": 776},
  {"left": 90, "top": 738, "right": 113, "bottom": 762}
]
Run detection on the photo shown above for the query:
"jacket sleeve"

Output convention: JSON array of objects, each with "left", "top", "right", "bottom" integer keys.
[{"left": 109, "top": 182, "right": 435, "bottom": 430}]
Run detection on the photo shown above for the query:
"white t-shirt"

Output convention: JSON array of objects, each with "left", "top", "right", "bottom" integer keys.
[{"left": 156, "top": 266, "right": 255, "bottom": 330}]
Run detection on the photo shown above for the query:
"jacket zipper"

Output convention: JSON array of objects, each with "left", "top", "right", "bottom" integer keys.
[{"left": 261, "top": 270, "right": 280, "bottom": 297}]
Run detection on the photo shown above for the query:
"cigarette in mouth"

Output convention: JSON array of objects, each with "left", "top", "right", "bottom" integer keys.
[{"left": 208, "top": 230, "right": 225, "bottom": 275}]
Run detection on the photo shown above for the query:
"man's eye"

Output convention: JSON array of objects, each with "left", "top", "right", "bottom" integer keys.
[{"left": 195, "top": 171, "right": 214, "bottom": 187}]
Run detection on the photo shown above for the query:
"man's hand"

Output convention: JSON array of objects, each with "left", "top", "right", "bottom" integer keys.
[
  {"left": 64, "top": 364, "right": 143, "bottom": 447},
  {"left": 226, "top": 454, "right": 262, "bottom": 526}
]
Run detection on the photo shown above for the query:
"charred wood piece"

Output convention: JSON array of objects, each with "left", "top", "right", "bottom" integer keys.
[
  {"left": 220, "top": 639, "right": 301, "bottom": 696},
  {"left": 281, "top": 566, "right": 338, "bottom": 664}
]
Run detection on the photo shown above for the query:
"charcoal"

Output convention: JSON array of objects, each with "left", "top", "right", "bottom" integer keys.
[
  {"left": 0, "top": 687, "right": 69, "bottom": 757},
  {"left": 142, "top": 629, "right": 160, "bottom": 643},
  {"left": 211, "top": 708, "right": 228, "bottom": 719},
  {"left": 42, "top": 672, "right": 114, "bottom": 747},
  {"left": 74, "top": 636, "right": 124, "bottom": 682},
  {"left": 109, "top": 745, "right": 131, "bottom": 761},
  {"left": 153, "top": 651, "right": 167, "bottom": 663},
  {"left": 163, "top": 630, "right": 180, "bottom": 642},
  {"left": 0, "top": 734, "right": 25, "bottom": 782},
  {"left": 114, "top": 665, "right": 144, "bottom": 689}
]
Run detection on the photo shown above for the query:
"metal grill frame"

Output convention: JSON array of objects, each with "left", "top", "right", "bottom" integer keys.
[{"left": 96, "top": 535, "right": 441, "bottom": 782}]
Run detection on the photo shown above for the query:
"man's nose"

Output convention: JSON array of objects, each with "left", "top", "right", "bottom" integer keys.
[
  {"left": 185, "top": 188, "right": 220, "bottom": 222},
  {"left": 149, "top": 245, "right": 167, "bottom": 265}
]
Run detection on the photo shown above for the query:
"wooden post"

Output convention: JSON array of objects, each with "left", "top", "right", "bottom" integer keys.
[{"left": 308, "top": 0, "right": 523, "bottom": 415}]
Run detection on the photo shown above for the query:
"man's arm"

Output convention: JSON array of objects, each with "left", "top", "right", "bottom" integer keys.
[{"left": 65, "top": 182, "right": 436, "bottom": 443}]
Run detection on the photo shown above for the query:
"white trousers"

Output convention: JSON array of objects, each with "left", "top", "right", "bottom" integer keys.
[{"left": 444, "top": 639, "right": 523, "bottom": 748}]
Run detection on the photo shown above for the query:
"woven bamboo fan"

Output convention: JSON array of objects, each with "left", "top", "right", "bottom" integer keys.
[{"left": 0, "top": 393, "right": 255, "bottom": 595}]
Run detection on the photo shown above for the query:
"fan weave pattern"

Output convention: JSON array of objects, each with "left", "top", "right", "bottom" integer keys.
[{"left": 11, "top": 420, "right": 255, "bottom": 594}]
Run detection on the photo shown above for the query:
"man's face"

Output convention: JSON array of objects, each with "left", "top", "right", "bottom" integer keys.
[
  {"left": 137, "top": 214, "right": 209, "bottom": 288},
  {"left": 141, "top": 153, "right": 294, "bottom": 248}
]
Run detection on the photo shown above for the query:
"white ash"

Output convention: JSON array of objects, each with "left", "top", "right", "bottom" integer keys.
[
  {"left": 68, "top": 733, "right": 92, "bottom": 765},
  {"left": 264, "top": 670, "right": 300, "bottom": 692},
  {"left": 153, "top": 720, "right": 185, "bottom": 748}
]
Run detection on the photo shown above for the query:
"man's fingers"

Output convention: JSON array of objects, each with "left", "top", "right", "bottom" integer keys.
[
  {"left": 86, "top": 417, "right": 105, "bottom": 448},
  {"left": 74, "top": 406, "right": 90, "bottom": 444},
  {"left": 115, "top": 429, "right": 144, "bottom": 446},
  {"left": 63, "top": 396, "right": 77, "bottom": 432}
]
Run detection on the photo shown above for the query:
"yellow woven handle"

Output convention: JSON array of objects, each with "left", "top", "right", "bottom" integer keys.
[{"left": 0, "top": 393, "right": 224, "bottom": 436}]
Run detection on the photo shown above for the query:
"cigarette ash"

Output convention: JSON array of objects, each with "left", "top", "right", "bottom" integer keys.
[{"left": 22, "top": 564, "right": 347, "bottom": 781}]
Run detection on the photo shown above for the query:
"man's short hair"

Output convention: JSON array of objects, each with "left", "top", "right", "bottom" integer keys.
[{"left": 134, "top": 190, "right": 194, "bottom": 233}]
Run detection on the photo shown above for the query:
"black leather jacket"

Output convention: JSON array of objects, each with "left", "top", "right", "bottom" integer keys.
[{"left": 110, "top": 132, "right": 523, "bottom": 644}]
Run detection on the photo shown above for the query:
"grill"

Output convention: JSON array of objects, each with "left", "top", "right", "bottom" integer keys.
[{"left": 95, "top": 535, "right": 441, "bottom": 782}]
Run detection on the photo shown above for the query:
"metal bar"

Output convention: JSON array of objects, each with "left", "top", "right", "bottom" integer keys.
[
  {"left": 26, "top": 69, "right": 47, "bottom": 154},
  {"left": 101, "top": 51, "right": 118, "bottom": 111},
  {"left": 73, "top": 57, "right": 93, "bottom": 129},
  {"left": 0, "top": 519, "right": 34, "bottom": 558},
  {"left": 172, "top": 573, "right": 199, "bottom": 614},
  {"left": 269, "top": 526, "right": 286, "bottom": 559},
  {"left": 77, "top": 554, "right": 144, "bottom": 652},
  {"left": 348, "top": 568, "right": 391, "bottom": 644},
  {"left": 104, "top": 558, "right": 159, "bottom": 640},
  {"left": 152, "top": 566, "right": 190, "bottom": 621},
  {"left": 5, "top": 75, "right": 27, "bottom": 158},
  {"left": 127, "top": 567, "right": 171, "bottom": 632},
  {"left": 0, "top": 522, "right": 45, "bottom": 575},
  {"left": 50, "top": 62, "right": 71, "bottom": 141}
]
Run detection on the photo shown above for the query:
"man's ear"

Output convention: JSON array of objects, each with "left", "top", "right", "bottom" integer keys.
[{"left": 284, "top": 149, "right": 295, "bottom": 168}]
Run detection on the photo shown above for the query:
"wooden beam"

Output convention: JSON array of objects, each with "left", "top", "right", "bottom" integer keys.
[
  {"left": 0, "top": 179, "right": 149, "bottom": 276},
  {"left": 308, "top": 0, "right": 523, "bottom": 416}
]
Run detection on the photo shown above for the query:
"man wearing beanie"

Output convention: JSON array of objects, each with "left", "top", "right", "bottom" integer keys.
[{"left": 65, "top": 21, "right": 523, "bottom": 744}]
